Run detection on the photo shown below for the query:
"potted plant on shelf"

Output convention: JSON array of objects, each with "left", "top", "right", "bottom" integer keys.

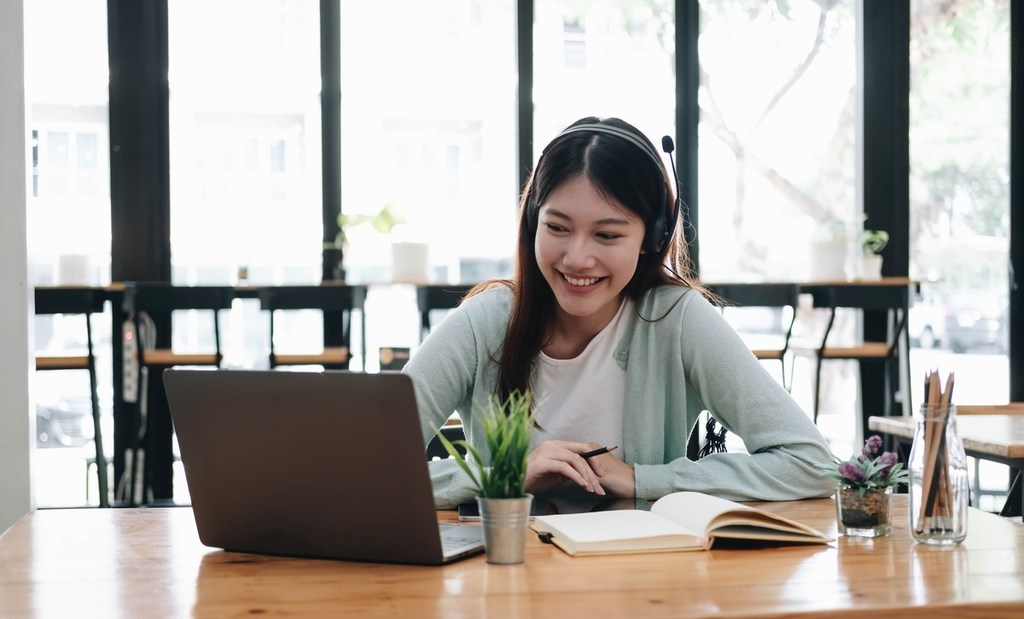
[
  {"left": 823, "top": 435, "right": 909, "bottom": 537},
  {"left": 435, "top": 391, "right": 535, "bottom": 564},
  {"left": 323, "top": 204, "right": 405, "bottom": 281},
  {"left": 858, "top": 228, "right": 889, "bottom": 279}
]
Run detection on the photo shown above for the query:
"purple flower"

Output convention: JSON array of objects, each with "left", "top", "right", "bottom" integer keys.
[
  {"left": 862, "top": 435, "right": 883, "bottom": 459},
  {"left": 878, "top": 451, "right": 898, "bottom": 477},
  {"left": 828, "top": 436, "right": 910, "bottom": 489},
  {"left": 839, "top": 462, "right": 867, "bottom": 483}
]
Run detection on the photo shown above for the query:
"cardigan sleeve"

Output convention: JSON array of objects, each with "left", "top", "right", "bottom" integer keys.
[
  {"left": 632, "top": 289, "right": 836, "bottom": 502},
  {"left": 403, "top": 288, "right": 509, "bottom": 508}
]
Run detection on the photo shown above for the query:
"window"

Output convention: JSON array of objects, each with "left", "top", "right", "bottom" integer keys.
[
  {"left": 168, "top": 0, "right": 322, "bottom": 288},
  {"left": 168, "top": 0, "right": 323, "bottom": 370},
  {"left": 908, "top": 0, "right": 1011, "bottom": 408},
  {"left": 534, "top": 0, "right": 676, "bottom": 162},
  {"left": 25, "top": 0, "right": 112, "bottom": 508},
  {"left": 25, "top": 0, "right": 111, "bottom": 286},
  {"left": 697, "top": 0, "right": 857, "bottom": 282},
  {"left": 338, "top": 1, "right": 518, "bottom": 366},
  {"left": 338, "top": 1, "right": 518, "bottom": 287}
]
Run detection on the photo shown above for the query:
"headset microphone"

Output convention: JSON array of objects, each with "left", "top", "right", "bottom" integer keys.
[{"left": 661, "top": 135, "right": 686, "bottom": 249}]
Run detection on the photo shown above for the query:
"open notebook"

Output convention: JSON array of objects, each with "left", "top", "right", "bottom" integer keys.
[
  {"left": 163, "top": 368, "right": 483, "bottom": 565},
  {"left": 531, "top": 491, "right": 832, "bottom": 556}
]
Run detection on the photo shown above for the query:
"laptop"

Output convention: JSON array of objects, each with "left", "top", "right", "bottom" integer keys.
[{"left": 162, "top": 368, "right": 484, "bottom": 565}]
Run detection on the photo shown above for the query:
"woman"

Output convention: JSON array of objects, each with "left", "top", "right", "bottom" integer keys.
[{"left": 405, "top": 116, "right": 834, "bottom": 508}]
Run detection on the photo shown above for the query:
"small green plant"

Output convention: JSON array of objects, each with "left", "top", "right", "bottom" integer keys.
[
  {"left": 434, "top": 391, "right": 535, "bottom": 499},
  {"left": 858, "top": 229, "right": 890, "bottom": 255},
  {"left": 325, "top": 203, "right": 405, "bottom": 249}
]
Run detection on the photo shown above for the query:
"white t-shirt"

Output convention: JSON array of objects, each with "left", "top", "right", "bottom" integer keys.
[{"left": 530, "top": 299, "right": 632, "bottom": 459}]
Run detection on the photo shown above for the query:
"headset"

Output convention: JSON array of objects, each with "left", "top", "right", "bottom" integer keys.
[{"left": 526, "top": 123, "right": 682, "bottom": 254}]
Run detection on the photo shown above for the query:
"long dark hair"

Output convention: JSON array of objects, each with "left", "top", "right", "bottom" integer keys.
[{"left": 471, "top": 116, "right": 701, "bottom": 401}]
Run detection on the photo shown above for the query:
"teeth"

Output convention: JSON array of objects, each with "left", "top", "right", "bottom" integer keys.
[{"left": 565, "top": 274, "right": 599, "bottom": 287}]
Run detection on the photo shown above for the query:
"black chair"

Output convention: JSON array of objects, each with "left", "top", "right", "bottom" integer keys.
[
  {"left": 34, "top": 286, "right": 110, "bottom": 507},
  {"left": 709, "top": 283, "right": 801, "bottom": 391},
  {"left": 122, "top": 282, "right": 235, "bottom": 505},
  {"left": 416, "top": 284, "right": 473, "bottom": 342},
  {"left": 686, "top": 411, "right": 729, "bottom": 461},
  {"left": 796, "top": 283, "right": 910, "bottom": 427},
  {"left": 258, "top": 284, "right": 367, "bottom": 370},
  {"left": 425, "top": 423, "right": 468, "bottom": 460}
]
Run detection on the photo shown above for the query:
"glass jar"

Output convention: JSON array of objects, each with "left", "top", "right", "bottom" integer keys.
[
  {"left": 908, "top": 403, "right": 969, "bottom": 545},
  {"left": 836, "top": 485, "right": 893, "bottom": 537}
]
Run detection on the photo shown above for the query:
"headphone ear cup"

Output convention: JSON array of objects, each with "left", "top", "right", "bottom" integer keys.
[
  {"left": 645, "top": 215, "right": 667, "bottom": 254},
  {"left": 653, "top": 198, "right": 680, "bottom": 254},
  {"left": 526, "top": 191, "right": 538, "bottom": 232}
]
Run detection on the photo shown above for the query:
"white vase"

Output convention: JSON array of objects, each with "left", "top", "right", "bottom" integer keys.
[
  {"left": 58, "top": 254, "right": 92, "bottom": 285},
  {"left": 808, "top": 240, "right": 847, "bottom": 281},
  {"left": 861, "top": 254, "right": 883, "bottom": 279},
  {"left": 390, "top": 241, "right": 430, "bottom": 283}
]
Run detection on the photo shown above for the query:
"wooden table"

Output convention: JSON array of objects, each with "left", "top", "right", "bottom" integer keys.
[
  {"left": 869, "top": 414, "right": 1024, "bottom": 519},
  {"left": 3, "top": 497, "right": 1024, "bottom": 618}
]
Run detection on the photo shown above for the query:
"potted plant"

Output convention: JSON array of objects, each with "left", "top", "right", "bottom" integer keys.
[
  {"left": 323, "top": 204, "right": 405, "bottom": 281},
  {"left": 823, "top": 435, "right": 909, "bottom": 537},
  {"left": 435, "top": 391, "right": 535, "bottom": 564},
  {"left": 857, "top": 228, "right": 889, "bottom": 279}
]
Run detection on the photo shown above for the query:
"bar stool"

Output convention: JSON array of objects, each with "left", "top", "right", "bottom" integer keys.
[
  {"left": 34, "top": 286, "right": 110, "bottom": 507},
  {"left": 121, "top": 282, "right": 234, "bottom": 505},
  {"left": 794, "top": 283, "right": 910, "bottom": 434},
  {"left": 258, "top": 284, "right": 367, "bottom": 370},
  {"left": 709, "top": 283, "right": 801, "bottom": 391}
]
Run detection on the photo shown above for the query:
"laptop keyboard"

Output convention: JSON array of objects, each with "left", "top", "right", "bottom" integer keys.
[{"left": 439, "top": 525, "right": 484, "bottom": 556}]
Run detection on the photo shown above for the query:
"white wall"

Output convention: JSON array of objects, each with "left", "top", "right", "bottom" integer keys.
[{"left": 0, "top": 0, "right": 33, "bottom": 535}]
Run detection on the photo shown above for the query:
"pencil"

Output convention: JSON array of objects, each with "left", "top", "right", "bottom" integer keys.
[{"left": 581, "top": 445, "right": 617, "bottom": 459}]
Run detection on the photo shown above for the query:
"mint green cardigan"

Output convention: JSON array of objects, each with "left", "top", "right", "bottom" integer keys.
[{"left": 404, "top": 285, "right": 835, "bottom": 508}]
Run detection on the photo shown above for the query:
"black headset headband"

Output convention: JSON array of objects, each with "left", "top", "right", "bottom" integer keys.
[{"left": 527, "top": 123, "right": 679, "bottom": 254}]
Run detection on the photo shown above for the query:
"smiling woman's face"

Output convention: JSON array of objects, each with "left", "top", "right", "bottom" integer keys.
[{"left": 534, "top": 176, "right": 646, "bottom": 331}]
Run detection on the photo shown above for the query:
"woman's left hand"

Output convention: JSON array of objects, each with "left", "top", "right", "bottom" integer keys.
[{"left": 592, "top": 455, "right": 636, "bottom": 497}]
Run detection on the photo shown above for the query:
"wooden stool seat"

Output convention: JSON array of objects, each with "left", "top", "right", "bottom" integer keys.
[
  {"left": 141, "top": 350, "right": 220, "bottom": 366},
  {"left": 35, "top": 355, "right": 91, "bottom": 370},
  {"left": 272, "top": 347, "right": 349, "bottom": 366},
  {"left": 820, "top": 342, "right": 891, "bottom": 358}
]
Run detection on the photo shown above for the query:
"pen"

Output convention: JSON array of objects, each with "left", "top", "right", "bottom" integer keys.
[{"left": 580, "top": 445, "right": 617, "bottom": 459}]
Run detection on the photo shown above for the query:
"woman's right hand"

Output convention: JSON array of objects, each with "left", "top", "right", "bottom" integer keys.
[{"left": 524, "top": 440, "right": 606, "bottom": 496}]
